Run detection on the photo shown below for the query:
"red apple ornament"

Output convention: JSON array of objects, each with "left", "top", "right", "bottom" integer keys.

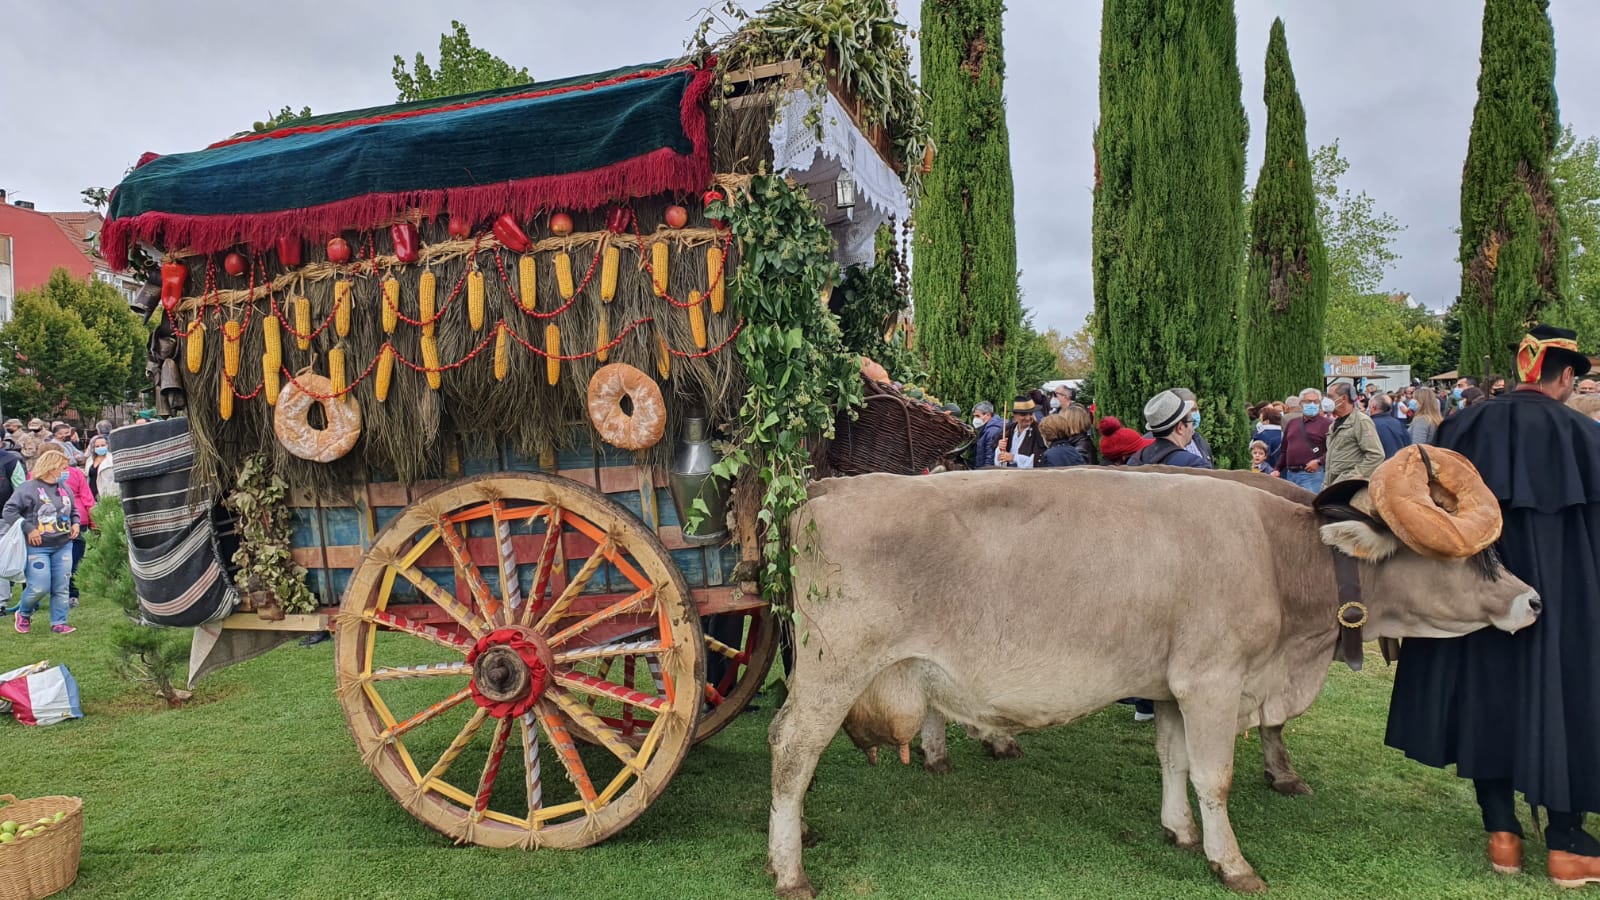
[
  {"left": 664, "top": 205, "right": 689, "bottom": 229},
  {"left": 550, "top": 212, "right": 574, "bottom": 236},
  {"left": 326, "top": 237, "right": 352, "bottom": 264},
  {"left": 224, "top": 251, "right": 248, "bottom": 276}
]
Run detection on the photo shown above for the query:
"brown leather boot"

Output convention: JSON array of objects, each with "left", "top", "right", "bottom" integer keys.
[
  {"left": 1488, "top": 832, "right": 1523, "bottom": 876},
  {"left": 1548, "top": 850, "right": 1600, "bottom": 888}
]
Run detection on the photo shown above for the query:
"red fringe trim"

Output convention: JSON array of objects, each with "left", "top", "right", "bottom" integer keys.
[
  {"left": 103, "top": 69, "right": 715, "bottom": 270},
  {"left": 208, "top": 63, "right": 700, "bottom": 150}
]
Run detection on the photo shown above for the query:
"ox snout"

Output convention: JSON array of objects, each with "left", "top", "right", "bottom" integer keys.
[{"left": 1492, "top": 590, "right": 1541, "bottom": 633}]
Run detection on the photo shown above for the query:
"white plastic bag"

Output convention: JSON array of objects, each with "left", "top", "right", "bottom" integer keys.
[{"left": 0, "top": 520, "right": 25, "bottom": 581}]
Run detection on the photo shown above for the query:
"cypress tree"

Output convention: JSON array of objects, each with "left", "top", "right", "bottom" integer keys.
[
  {"left": 1458, "top": 0, "right": 1565, "bottom": 378},
  {"left": 913, "top": 0, "right": 1022, "bottom": 410},
  {"left": 1242, "top": 18, "right": 1327, "bottom": 403},
  {"left": 1093, "top": 0, "right": 1249, "bottom": 466}
]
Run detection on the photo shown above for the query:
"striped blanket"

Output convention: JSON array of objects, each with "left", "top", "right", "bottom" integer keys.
[{"left": 109, "top": 419, "right": 239, "bottom": 626}]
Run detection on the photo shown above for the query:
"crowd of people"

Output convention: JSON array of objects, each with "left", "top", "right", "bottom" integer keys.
[{"left": 0, "top": 417, "right": 120, "bottom": 635}]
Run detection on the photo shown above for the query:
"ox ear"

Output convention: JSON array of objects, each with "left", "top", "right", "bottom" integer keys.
[{"left": 1320, "top": 520, "right": 1402, "bottom": 561}]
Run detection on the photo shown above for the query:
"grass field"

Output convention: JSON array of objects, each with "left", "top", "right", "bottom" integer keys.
[{"left": 0, "top": 600, "right": 1576, "bottom": 899}]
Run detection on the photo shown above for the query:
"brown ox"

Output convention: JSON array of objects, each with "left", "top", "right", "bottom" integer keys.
[{"left": 768, "top": 468, "right": 1539, "bottom": 897}]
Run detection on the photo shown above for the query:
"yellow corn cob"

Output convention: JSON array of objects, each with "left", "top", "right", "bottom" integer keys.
[
  {"left": 494, "top": 324, "right": 509, "bottom": 382},
  {"left": 218, "top": 376, "right": 234, "bottom": 421},
  {"left": 419, "top": 270, "right": 437, "bottom": 337},
  {"left": 262, "top": 315, "right": 282, "bottom": 405},
  {"left": 334, "top": 280, "right": 352, "bottom": 337},
  {"left": 222, "top": 320, "right": 242, "bottom": 377},
  {"left": 707, "top": 246, "right": 726, "bottom": 313},
  {"left": 651, "top": 241, "right": 669, "bottom": 297},
  {"left": 596, "top": 307, "right": 610, "bottom": 363},
  {"left": 600, "top": 245, "right": 620, "bottom": 301},
  {"left": 545, "top": 324, "right": 561, "bottom": 386},
  {"left": 555, "top": 252, "right": 574, "bottom": 300},
  {"left": 468, "top": 270, "right": 486, "bottom": 330},
  {"left": 382, "top": 278, "right": 399, "bottom": 334},
  {"left": 421, "top": 335, "right": 442, "bottom": 389},
  {"left": 294, "top": 296, "right": 312, "bottom": 350},
  {"left": 329, "top": 346, "right": 347, "bottom": 396},
  {"left": 688, "top": 290, "right": 707, "bottom": 349},
  {"left": 186, "top": 321, "right": 206, "bottom": 374},
  {"left": 375, "top": 345, "right": 394, "bottom": 402},
  {"left": 518, "top": 255, "right": 537, "bottom": 312},
  {"left": 656, "top": 333, "right": 671, "bottom": 379}
]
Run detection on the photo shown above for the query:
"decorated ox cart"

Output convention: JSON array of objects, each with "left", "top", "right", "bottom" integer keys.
[{"left": 100, "top": 7, "right": 945, "bottom": 850}]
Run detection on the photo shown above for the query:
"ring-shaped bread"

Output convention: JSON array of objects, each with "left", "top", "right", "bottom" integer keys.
[
  {"left": 275, "top": 372, "right": 361, "bottom": 463},
  {"left": 587, "top": 363, "right": 667, "bottom": 451},
  {"left": 1368, "top": 445, "right": 1501, "bottom": 560}
]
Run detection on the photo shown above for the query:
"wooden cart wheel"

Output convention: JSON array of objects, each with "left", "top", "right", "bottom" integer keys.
[
  {"left": 334, "top": 472, "right": 703, "bottom": 849},
  {"left": 692, "top": 604, "right": 780, "bottom": 742}
]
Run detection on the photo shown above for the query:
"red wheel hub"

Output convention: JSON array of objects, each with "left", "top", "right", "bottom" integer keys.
[{"left": 467, "top": 627, "right": 551, "bottom": 719}]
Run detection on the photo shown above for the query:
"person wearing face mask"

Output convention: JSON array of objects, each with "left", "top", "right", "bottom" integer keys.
[
  {"left": 1322, "top": 382, "right": 1386, "bottom": 485},
  {"left": 1279, "top": 388, "right": 1332, "bottom": 492},
  {"left": 1409, "top": 387, "right": 1445, "bottom": 445},
  {"left": 2, "top": 450, "right": 81, "bottom": 634},
  {"left": 1486, "top": 375, "right": 1509, "bottom": 397},
  {"left": 83, "top": 434, "right": 118, "bottom": 501},
  {"left": 970, "top": 401, "right": 1004, "bottom": 469},
  {"left": 1388, "top": 325, "right": 1600, "bottom": 885},
  {"left": 1128, "top": 390, "right": 1211, "bottom": 469},
  {"left": 1453, "top": 376, "right": 1479, "bottom": 413}
]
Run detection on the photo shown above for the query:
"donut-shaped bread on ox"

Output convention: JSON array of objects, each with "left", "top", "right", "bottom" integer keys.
[
  {"left": 275, "top": 372, "right": 362, "bottom": 463},
  {"left": 587, "top": 363, "right": 667, "bottom": 451},
  {"left": 1368, "top": 445, "right": 1501, "bottom": 560}
]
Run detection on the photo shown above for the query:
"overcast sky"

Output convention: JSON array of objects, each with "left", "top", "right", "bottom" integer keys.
[{"left": 4, "top": 1, "right": 1596, "bottom": 334}]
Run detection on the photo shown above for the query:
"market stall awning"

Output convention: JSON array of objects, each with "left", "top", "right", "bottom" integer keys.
[{"left": 102, "top": 62, "right": 713, "bottom": 269}]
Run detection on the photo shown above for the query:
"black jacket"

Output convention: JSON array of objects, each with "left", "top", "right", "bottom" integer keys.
[
  {"left": 1001, "top": 422, "right": 1048, "bottom": 467},
  {"left": 1039, "top": 443, "right": 1086, "bottom": 468},
  {"left": 0, "top": 449, "right": 22, "bottom": 510}
]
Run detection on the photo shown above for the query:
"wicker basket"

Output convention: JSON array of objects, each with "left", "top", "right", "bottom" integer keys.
[
  {"left": 0, "top": 794, "right": 83, "bottom": 900},
  {"left": 822, "top": 378, "right": 974, "bottom": 476}
]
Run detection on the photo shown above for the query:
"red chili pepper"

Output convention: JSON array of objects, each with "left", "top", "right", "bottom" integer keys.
[
  {"left": 703, "top": 189, "right": 727, "bottom": 228},
  {"left": 606, "top": 206, "right": 634, "bottom": 235},
  {"left": 275, "top": 236, "right": 302, "bottom": 267},
  {"left": 493, "top": 213, "right": 532, "bottom": 253},
  {"left": 160, "top": 262, "right": 187, "bottom": 312},
  {"left": 391, "top": 222, "right": 420, "bottom": 263}
]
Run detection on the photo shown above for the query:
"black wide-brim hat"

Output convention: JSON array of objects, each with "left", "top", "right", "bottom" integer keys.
[{"left": 1509, "top": 324, "right": 1592, "bottom": 379}]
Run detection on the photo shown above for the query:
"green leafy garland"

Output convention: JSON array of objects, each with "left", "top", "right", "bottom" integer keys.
[
  {"left": 224, "top": 454, "right": 317, "bottom": 614},
  {"left": 713, "top": 175, "right": 862, "bottom": 602}
]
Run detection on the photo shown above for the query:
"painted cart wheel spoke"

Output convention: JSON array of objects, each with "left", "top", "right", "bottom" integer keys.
[{"left": 335, "top": 472, "right": 703, "bottom": 849}]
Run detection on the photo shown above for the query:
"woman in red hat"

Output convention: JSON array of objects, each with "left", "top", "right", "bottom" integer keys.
[{"left": 1096, "top": 416, "right": 1153, "bottom": 466}]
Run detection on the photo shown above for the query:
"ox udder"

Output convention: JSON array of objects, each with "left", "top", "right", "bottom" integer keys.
[{"left": 767, "top": 468, "right": 1537, "bottom": 898}]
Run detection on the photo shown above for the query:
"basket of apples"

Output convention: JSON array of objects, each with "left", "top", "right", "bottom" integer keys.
[{"left": 0, "top": 794, "right": 82, "bottom": 900}]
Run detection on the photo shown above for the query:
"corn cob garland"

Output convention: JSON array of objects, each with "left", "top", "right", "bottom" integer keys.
[
  {"left": 494, "top": 323, "right": 509, "bottom": 382},
  {"left": 687, "top": 290, "right": 707, "bottom": 350},
  {"left": 656, "top": 334, "right": 672, "bottom": 379},
  {"left": 545, "top": 325, "right": 561, "bottom": 386},
  {"left": 596, "top": 308, "right": 610, "bottom": 362},
  {"left": 375, "top": 346, "right": 395, "bottom": 402},
  {"left": 334, "top": 280, "right": 352, "bottom": 337},
  {"left": 186, "top": 321, "right": 206, "bottom": 374},
  {"left": 382, "top": 278, "right": 400, "bottom": 334},
  {"left": 421, "top": 336, "right": 442, "bottom": 390},
  {"left": 262, "top": 315, "right": 282, "bottom": 405},
  {"left": 329, "top": 346, "right": 348, "bottom": 396},
  {"left": 651, "top": 242, "right": 669, "bottom": 297},
  {"left": 518, "top": 256, "right": 537, "bottom": 312},
  {"left": 218, "top": 376, "right": 234, "bottom": 420},
  {"left": 600, "top": 245, "right": 620, "bottom": 302},
  {"left": 419, "top": 270, "right": 437, "bottom": 337},
  {"left": 294, "top": 296, "right": 312, "bottom": 350},
  {"left": 222, "top": 320, "right": 243, "bottom": 377},
  {"left": 555, "top": 252, "right": 574, "bottom": 300},
  {"left": 708, "top": 246, "right": 726, "bottom": 313},
  {"left": 468, "top": 270, "right": 486, "bottom": 330}
]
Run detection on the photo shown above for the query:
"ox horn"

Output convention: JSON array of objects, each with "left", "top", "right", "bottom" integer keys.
[{"left": 1367, "top": 445, "right": 1502, "bottom": 560}]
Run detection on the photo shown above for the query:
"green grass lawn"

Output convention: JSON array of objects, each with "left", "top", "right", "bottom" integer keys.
[{"left": 0, "top": 599, "right": 1575, "bottom": 899}]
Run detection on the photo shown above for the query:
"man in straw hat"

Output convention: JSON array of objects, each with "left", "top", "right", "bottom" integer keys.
[
  {"left": 1386, "top": 324, "right": 1600, "bottom": 886},
  {"left": 994, "top": 397, "right": 1045, "bottom": 468}
]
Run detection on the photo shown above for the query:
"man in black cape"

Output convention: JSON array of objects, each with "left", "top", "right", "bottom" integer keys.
[{"left": 1387, "top": 325, "right": 1600, "bottom": 886}]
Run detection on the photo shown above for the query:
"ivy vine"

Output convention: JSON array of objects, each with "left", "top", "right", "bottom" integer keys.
[
  {"left": 712, "top": 175, "right": 863, "bottom": 603},
  {"left": 224, "top": 454, "right": 317, "bottom": 614}
]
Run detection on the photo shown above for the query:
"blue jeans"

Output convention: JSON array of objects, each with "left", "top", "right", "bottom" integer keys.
[
  {"left": 1284, "top": 469, "right": 1325, "bottom": 493},
  {"left": 20, "top": 543, "right": 74, "bottom": 627}
]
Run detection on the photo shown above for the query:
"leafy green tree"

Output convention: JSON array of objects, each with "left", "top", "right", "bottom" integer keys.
[
  {"left": 1311, "top": 142, "right": 1405, "bottom": 303},
  {"left": 0, "top": 270, "right": 146, "bottom": 417},
  {"left": 393, "top": 21, "right": 531, "bottom": 102},
  {"left": 79, "top": 497, "right": 137, "bottom": 615},
  {"left": 1457, "top": 0, "right": 1564, "bottom": 376},
  {"left": 912, "top": 0, "right": 1022, "bottom": 412},
  {"left": 1543, "top": 127, "right": 1600, "bottom": 343},
  {"left": 1014, "top": 313, "right": 1066, "bottom": 390},
  {"left": 1093, "top": 0, "right": 1249, "bottom": 467},
  {"left": 80, "top": 187, "right": 110, "bottom": 212},
  {"left": 1323, "top": 292, "right": 1445, "bottom": 376},
  {"left": 1242, "top": 19, "right": 1327, "bottom": 403}
]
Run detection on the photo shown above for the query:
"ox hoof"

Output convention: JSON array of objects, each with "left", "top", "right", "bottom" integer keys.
[
  {"left": 1211, "top": 864, "right": 1268, "bottom": 894},
  {"left": 775, "top": 875, "right": 816, "bottom": 899},
  {"left": 1267, "top": 775, "right": 1312, "bottom": 797},
  {"left": 924, "top": 757, "right": 954, "bottom": 776},
  {"left": 983, "top": 738, "right": 1024, "bottom": 760},
  {"left": 1164, "top": 827, "right": 1201, "bottom": 852}
]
